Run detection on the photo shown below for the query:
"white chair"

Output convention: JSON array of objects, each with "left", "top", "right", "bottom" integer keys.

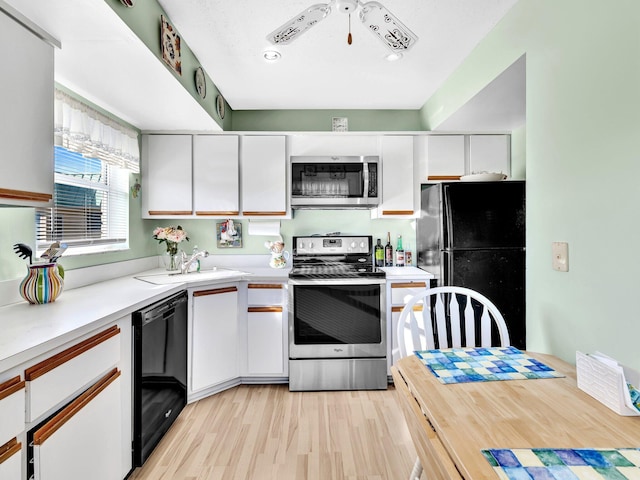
[{"left": 395, "top": 286, "right": 511, "bottom": 480}]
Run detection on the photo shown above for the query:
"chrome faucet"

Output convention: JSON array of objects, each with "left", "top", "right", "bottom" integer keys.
[{"left": 180, "top": 248, "right": 209, "bottom": 274}]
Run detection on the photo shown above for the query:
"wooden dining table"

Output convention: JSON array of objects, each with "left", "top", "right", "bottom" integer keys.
[{"left": 391, "top": 352, "right": 640, "bottom": 479}]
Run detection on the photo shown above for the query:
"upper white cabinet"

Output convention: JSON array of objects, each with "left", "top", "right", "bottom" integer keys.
[
  {"left": 376, "top": 136, "right": 414, "bottom": 217},
  {"left": 469, "top": 134, "right": 510, "bottom": 175},
  {"left": 427, "top": 135, "right": 465, "bottom": 180},
  {"left": 193, "top": 135, "right": 239, "bottom": 216},
  {"left": 241, "top": 136, "right": 287, "bottom": 216},
  {"left": 0, "top": 10, "right": 54, "bottom": 206},
  {"left": 288, "top": 135, "right": 379, "bottom": 156},
  {"left": 141, "top": 134, "right": 193, "bottom": 217},
  {"left": 427, "top": 134, "right": 511, "bottom": 180}
]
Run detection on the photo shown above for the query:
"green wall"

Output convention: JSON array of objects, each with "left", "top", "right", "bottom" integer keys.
[
  {"left": 423, "top": 0, "right": 639, "bottom": 370},
  {"left": 231, "top": 110, "right": 423, "bottom": 132}
]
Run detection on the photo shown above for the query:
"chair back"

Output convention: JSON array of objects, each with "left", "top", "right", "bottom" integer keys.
[{"left": 396, "top": 286, "right": 510, "bottom": 358}]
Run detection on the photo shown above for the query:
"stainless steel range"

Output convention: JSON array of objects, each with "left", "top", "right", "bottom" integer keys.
[{"left": 288, "top": 235, "right": 387, "bottom": 391}]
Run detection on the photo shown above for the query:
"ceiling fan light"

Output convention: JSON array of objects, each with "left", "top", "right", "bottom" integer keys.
[
  {"left": 359, "top": 1, "right": 418, "bottom": 53},
  {"left": 267, "top": 4, "right": 332, "bottom": 45},
  {"left": 263, "top": 50, "right": 282, "bottom": 61},
  {"left": 385, "top": 52, "right": 403, "bottom": 61}
]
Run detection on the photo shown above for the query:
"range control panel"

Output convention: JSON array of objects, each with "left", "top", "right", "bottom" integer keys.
[{"left": 293, "top": 236, "right": 371, "bottom": 255}]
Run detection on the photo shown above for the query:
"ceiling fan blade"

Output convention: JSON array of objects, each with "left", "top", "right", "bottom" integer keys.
[
  {"left": 267, "top": 4, "right": 332, "bottom": 45},
  {"left": 358, "top": 1, "right": 418, "bottom": 53}
]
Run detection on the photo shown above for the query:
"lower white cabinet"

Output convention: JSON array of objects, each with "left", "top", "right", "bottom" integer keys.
[
  {"left": 245, "top": 283, "right": 287, "bottom": 377},
  {"left": 0, "top": 437, "right": 21, "bottom": 479},
  {"left": 190, "top": 286, "right": 239, "bottom": 393},
  {"left": 32, "top": 369, "right": 122, "bottom": 480}
]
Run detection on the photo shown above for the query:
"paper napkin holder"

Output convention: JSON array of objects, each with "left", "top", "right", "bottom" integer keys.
[{"left": 576, "top": 351, "right": 640, "bottom": 416}]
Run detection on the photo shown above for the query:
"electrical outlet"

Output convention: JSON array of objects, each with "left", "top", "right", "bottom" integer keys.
[{"left": 552, "top": 242, "right": 569, "bottom": 272}]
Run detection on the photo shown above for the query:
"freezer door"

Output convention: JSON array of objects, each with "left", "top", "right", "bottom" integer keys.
[
  {"left": 443, "top": 249, "right": 525, "bottom": 349},
  {"left": 443, "top": 181, "right": 525, "bottom": 249},
  {"left": 417, "top": 183, "right": 443, "bottom": 269}
]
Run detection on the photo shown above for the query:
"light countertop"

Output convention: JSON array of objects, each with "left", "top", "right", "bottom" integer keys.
[{"left": 380, "top": 266, "right": 434, "bottom": 280}]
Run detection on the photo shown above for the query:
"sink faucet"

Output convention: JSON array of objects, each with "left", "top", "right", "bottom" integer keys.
[{"left": 180, "top": 248, "right": 209, "bottom": 274}]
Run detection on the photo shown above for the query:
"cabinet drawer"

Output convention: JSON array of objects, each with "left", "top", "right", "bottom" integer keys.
[
  {"left": 0, "top": 376, "right": 25, "bottom": 442},
  {"left": 247, "top": 283, "right": 284, "bottom": 306},
  {"left": 25, "top": 326, "right": 120, "bottom": 421},
  {"left": 0, "top": 438, "right": 22, "bottom": 479},
  {"left": 32, "top": 369, "right": 122, "bottom": 480},
  {"left": 390, "top": 282, "right": 427, "bottom": 305}
]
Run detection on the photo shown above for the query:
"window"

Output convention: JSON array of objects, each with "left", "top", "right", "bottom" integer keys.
[
  {"left": 36, "top": 147, "right": 129, "bottom": 253},
  {"left": 36, "top": 89, "right": 139, "bottom": 255}
]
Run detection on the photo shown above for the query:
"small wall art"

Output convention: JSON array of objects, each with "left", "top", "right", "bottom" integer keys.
[
  {"left": 160, "top": 15, "right": 182, "bottom": 75},
  {"left": 216, "top": 220, "right": 242, "bottom": 248}
]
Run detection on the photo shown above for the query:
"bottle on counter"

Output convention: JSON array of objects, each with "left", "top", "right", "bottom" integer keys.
[
  {"left": 405, "top": 242, "right": 412, "bottom": 267},
  {"left": 374, "top": 238, "right": 384, "bottom": 267},
  {"left": 395, "top": 235, "right": 405, "bottom": 267},
  {"left": 384, "top": 232, "right": 394, "bottom": 267}
]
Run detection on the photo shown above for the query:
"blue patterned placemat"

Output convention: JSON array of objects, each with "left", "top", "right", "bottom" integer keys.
[
  {"left": 415, "top": 346, "right": 565, "bottom": 384},
  {"left": 482, "top": 448, "right": 640, "bottom": 479}
]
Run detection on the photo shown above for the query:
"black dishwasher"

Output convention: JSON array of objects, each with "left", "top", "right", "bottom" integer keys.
[{"left": 132, "top": 290, "right": 187, "bottom": 466}]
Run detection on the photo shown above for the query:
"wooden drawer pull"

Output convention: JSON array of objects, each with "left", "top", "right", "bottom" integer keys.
[
  {"left": 193, "top": 286, "right": 238, "bottom": 297},
  {"left": 25, "top": 326, "right": 120, "bottom": 381},
  {"left": 381, "top": 210, "right": 414, "bottom": 216},
  {"left": 392, "top": 282, "right": 427, "bottom": 289},
  {"left": 195, "top": 210, "right": 240, "bottom": 216},
  {"left": 248, "top": 284, "right": 283, "bottom": 290},
  {"left": 0, "top": 188, "right": 52, "bottom": 202},
  {"left": 427, "top": 175, "right": 461, "bottom": 181},
  {"left": 392, "top": 305, "right": 423, "bottom": 313},
  {"left": 33, "top": 368, "right": 121, "bottom": 446},
  {"left": 0, "top": 438, "right": 21, "bottom": 465},
  {"left": 148, "top": 210, "right": 193, "bottom": 216},
  {"left": 241, "top": 211, "right": 287, "bottom": 216},
  {"left": 248, "top": 306, "right": 283, "bottom": 313},
  {"left": 0, "top": 376, "right": 25, "bottom": 401}
]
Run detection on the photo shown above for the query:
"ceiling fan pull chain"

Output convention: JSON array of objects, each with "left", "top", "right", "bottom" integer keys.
[{"left": 348, "top": 13, "right": 353, "bottom": 45}]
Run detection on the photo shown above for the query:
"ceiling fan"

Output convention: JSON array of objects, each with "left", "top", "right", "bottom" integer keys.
[{"left": 266, "top": 0, "right": 418, "bottom": 57}]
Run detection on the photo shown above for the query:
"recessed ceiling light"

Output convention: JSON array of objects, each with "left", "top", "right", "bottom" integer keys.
[
  {"left": 263, "top": 50, "right": 281, "bottom": 61},
  {"left": 385, "top": 52, "right": 403, "bottom": 62}
]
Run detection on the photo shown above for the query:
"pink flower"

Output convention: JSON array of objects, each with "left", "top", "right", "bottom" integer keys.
[{"left": 153, "top": 226, "right": 189, "bottom": 253}]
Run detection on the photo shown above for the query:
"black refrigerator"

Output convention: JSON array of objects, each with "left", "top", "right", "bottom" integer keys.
[{"left": 416, "top": 181, "right": 526, "bottom": 349}]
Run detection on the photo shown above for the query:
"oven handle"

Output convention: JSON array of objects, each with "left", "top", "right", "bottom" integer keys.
[{"left": 288, "top": 278, "right": 386, "bottom": 286}]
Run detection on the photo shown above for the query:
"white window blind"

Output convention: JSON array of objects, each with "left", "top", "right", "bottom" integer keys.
[{"left": 36, "top": 89, "right": 138, "bottom": 254}]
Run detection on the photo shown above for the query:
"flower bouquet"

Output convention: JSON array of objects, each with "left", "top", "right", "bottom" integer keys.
[{"left": 153, "top": 225, "right": 189, "bottom": 270}]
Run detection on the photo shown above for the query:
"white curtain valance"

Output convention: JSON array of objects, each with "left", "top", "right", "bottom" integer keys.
[{"left": 54, "top": 89, "right": 140, "bottom": 173}]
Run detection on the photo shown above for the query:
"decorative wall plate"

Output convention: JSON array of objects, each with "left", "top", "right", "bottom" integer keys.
[
  {"left": 195, "top": 67, "right": 206, "bottom": 99},
  {"left": 119, "top": 0, "right": 134, "bottom": 7},
  {"left": 160, "top": 15, "right": 182, "bottom": 76},
  {"left": 216, "top": 94, "right": 225, "bottom": 120}
]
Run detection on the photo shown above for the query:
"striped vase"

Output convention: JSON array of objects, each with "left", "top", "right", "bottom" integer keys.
[{"left": 19, "top": 263, "right": 64, "bottom": 304}]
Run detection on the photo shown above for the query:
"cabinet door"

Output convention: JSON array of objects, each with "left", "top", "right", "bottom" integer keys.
[
  {"left": 33, "top": 369, "right": 122, "bottom": 480},
  {"left": 193, "top": 135, "right": 239, "bottom": 216},
  {"left": 191, "top": 287, "right": 239, "bottom": 391},
  {"left": 469, "top": 135, "right": 510, "bottom": 176},
  {"left": 0, "top": 11, "right": 54, "bottom": 206},
  {"left": 246, "top": 308, "right": 285, "bottom": 375},
  {"left": 142, "top": 135, "right": 192, "bottom": 217},
  {"left": 379, "top": 136, "right": 414, "bottom": 216},
  {"left": 0, "top": 438, "right": 22, "bottom": 479},
  {"left": 427, "top": 135, "right": 465, "bottom": 180},
  {"left": 241, "top": 136, "right": 287, "bottom": 216}
]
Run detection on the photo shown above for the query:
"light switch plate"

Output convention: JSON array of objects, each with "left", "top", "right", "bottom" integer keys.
[{"left": 552, "top": 242, "right": 569, "bottom": 272}]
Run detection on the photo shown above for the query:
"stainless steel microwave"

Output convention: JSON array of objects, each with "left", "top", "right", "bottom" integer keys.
[{"left": 290, "top": 155, "right": 381, "bottom": 209}]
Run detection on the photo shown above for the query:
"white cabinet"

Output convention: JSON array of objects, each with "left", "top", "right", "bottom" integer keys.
[
  {"left": 0, "top": 10, "right": 54, "bottom": 206},
  {"left": 377, "top": 136, "right": 414, "bottom": 217},
  {"left": 241, "top": 136, "right": 287, "bottom": 216},
  {"left": 0, "top": 438, "right": 22, "bottom": 479},
  {"left": 0, "top": 375, "right": 25, "bottom": 480},
  {"left": 32, "top": 369, "right": 122, "bottom": 480},
  {"left": 469, "top": 134, "right": 510, "bottom": 175},
  {"left": 141, "top": 134, "right": 193, "bottom": 217},
  {"left": 427, "top": 135, "right": 465, "bottom": 180},
  {"left": 427, "top": 134, "right": 511, "bottom": 180},
  {"left": 190, "top": 286, "right": 239, "bottom": 394},
  {"left": 193, "top": 135, "right": 239, "bottom": 216},
  {"left": 245, "top": 283, "right": 287, "bottom": 377}
]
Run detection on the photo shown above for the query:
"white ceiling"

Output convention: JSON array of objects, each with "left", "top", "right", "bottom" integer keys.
[{"left": 3, "top": 0, "right": 523, "bottom": 132}]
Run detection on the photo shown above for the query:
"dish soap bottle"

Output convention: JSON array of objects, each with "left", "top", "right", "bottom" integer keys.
[{"left": 375, "top": 238, "right": 384, "bottom": 267}]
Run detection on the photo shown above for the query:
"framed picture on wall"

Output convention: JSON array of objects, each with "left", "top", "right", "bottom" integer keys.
[
  {"left": 216, "top": 220, "right": 242, "bottom": 248},
  {"left": 160, "top": 15, "right": 182, "bottom": 75}
]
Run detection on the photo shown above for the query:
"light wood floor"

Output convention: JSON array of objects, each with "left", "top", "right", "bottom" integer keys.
[{"left": 128, "top": 384, "right": 418, "bottom": 480}]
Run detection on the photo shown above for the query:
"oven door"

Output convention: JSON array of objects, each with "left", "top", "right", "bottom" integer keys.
[{"left": 288, "top": 278, "right": 386, "bottom": 359}]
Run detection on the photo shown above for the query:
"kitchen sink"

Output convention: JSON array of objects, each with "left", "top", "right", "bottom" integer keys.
[{"left": 134, "top": 267, "right": 250, "bottom": 285}]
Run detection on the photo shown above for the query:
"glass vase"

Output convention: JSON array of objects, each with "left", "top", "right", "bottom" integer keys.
[{"left": 166, "top": 252, "right": 179, "bottom": 271}]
